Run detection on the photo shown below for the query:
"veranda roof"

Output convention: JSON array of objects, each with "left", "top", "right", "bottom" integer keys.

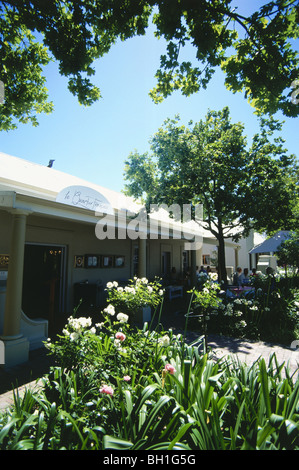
[{"left": 0, "top": 152, "right": 206, "bottom": 241}]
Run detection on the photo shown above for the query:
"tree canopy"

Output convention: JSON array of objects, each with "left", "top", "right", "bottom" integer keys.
[
  {"left": 1, "top": 0, "right": 298, "bottom": 130},
  {"left": 123, "top": 107, "right": 299, "bottom": 282}
]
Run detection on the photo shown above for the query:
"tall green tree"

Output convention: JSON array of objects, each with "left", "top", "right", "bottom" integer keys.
[
  {"left": 123, "top": 107, "right": 298, "bottom": 283},
  {"left": 1, "top": 1, "right": 298, "bottom": 130}
]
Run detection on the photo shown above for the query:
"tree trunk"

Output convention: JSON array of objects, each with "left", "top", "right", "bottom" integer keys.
[{"left": 217, "top": 222, "right": 227, "bottom": 286}]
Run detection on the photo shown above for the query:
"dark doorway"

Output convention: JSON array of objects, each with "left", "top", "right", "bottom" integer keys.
[
  {"left": 162, "top": 251, "right": 171, "bottom": 276},
  {"left": 22, "top": 244, "right": 66, "bottom": 332}
]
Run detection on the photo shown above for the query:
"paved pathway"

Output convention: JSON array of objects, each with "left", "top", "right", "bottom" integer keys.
[
  {"left": 205, "top": 333, "right": 299, "bottom": 377},
  {"left": 0, "top": 348, "right": 54, "bottom": 411}
]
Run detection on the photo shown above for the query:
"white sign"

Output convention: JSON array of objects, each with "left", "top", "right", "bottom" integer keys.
[{"left": 56, "top": 185, "right": 114, "bottom": 215}]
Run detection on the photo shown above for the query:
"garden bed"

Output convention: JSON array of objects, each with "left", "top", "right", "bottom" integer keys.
[{"left": 0, "top": 276, "right": 298, "bottom": 450}]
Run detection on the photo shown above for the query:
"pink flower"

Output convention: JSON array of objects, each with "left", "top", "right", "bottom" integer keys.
[
  {"left": 115, "top": 332, "right": 126, "bottom": 342},
  {"left": 123, "top": 375, "right": 131, "bottom": 382},
  {"left": 99, "top": 385, "right": 114, "bottom": 396},
  {"left": 164, "top": 364, "right": 176, "bottom": 375}
]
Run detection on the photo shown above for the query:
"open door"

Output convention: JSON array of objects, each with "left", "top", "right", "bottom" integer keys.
[{"left": 22, "top": 244, "right": 66, "bottom": 332}]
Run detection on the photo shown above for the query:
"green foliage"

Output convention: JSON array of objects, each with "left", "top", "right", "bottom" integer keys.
[
  {"left": 0, "top": 276, "right": 298, "bottom": 450},
  {"left": 276, "top": 231, "right": 299, "bottom": 273},
  {"left": 1, "top": 1, "right": 298, "bottom": 129},
  {"left": 205, "top": 273, "right": 299, "bottom": 344},
  {"left": 124, "top": 107, "right": 299, "bottom": 282},
  {"left": 190, "top": 277, "right": 222, "bottom": 312},
  {"left": 149, "top": 0, "right": 299, "bottom": 117}
]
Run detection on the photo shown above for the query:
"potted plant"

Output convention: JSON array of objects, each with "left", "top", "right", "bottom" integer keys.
[{"left": 105, "top": 277, "right": 164, "bottom": 323}]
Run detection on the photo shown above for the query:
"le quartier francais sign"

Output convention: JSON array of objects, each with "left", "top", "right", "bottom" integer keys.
[{"left": 56, "top": 185, "right": 114, "bottom": 215}]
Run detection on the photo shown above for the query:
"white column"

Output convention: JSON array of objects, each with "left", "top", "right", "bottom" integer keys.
[{"left": 0, "top": 210, "right": 30, "bottom": 367}]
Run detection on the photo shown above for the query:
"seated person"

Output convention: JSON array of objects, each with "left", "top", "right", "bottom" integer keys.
[
  {"left": 198, "top": 265, "right": 207, "bottom": 274},
  {"left": 239, "top": 268, "right": 250, "bottom": 285},
  {"left": 232, "top": 267, "right": 242, "bottom": 286}
]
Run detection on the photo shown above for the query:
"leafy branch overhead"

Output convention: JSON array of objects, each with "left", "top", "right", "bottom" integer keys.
[{"left": 1, "top": 0, "right": 298, "bottom": 130}]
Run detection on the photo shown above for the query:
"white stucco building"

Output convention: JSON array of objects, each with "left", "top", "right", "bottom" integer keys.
[{"left": 0, "top": 152, "right": 249, "bottom": 367}]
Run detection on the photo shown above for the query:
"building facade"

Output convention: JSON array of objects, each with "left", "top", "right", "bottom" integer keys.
[{"left": 0, "top": 152, "right": 244, "bottom": 367}]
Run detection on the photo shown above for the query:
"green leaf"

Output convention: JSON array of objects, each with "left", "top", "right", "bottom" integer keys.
[
  {"left": 259, "top": 358, "right": 272, "bottom": 419},
  {"left": 103, "top": 435, "right": 133, "bottom": 450}
]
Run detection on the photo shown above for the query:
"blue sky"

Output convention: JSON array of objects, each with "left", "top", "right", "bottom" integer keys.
[{"left": 0, "top": 5, "right": 298, "bottom": 194}]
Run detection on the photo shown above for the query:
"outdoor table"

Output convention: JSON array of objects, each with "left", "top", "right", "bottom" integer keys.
[{"left": 229, "top": 286, "right": 255, "bottom": 297}]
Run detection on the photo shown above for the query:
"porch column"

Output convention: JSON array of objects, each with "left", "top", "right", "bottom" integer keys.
[
  {"left": 234, "top": 246, "right": 240, "bottom": 270},
  {"left": 0, "top": 210, "right": 30, "bottom": 367},
  {"left": 138, "top": 238, "right": 147, "bottom": 278},
  {"left": 190, "top": 248, "right": 197, "bottom": 287}
]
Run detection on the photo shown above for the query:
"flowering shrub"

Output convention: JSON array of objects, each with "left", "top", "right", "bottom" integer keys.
[
  {"left": 190, "top": 278, "right": 222, "bottom": 313},
  {"left": 45, "top": 303, "right": 182, "bottom": 396},
  {"left": 209, "top": 297, "right": 263, "bottom": 339},
  {"left": 203, "top": 277, "right": 299, "bottom": 343},
  {"left": 1, "top": 274, "right": 299, "bottom": 450},
  {"left": 185, "top": 272, "right": 299, "bottom": 344},
  {"left": 105, "top": 277, "right": 164, "bottom": 321}
]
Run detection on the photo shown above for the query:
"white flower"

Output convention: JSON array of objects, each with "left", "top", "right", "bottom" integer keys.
[
  {"left": 147, "top": 285, "right": 153, "bottom": 293},
  {"left": 211, "top": 283, "right": 219, "bottom": 290},
  {"left": 113, "top": 281, "right": 118, "bottom": 287},
  {"left": 104, "top": 304, "right": 115, "bottom": 316},
  {"left": 117, "top": 286, "right": 124, "bottom": 292},
  {"left": 70, "top": 332, "right": 80, "bottom": 342},
  {"left": 67, "top": 316, "right": 92, "bottom": 331},
  {"left": 158, "top": 335, "right": 170, "bottom": 347},
  {"left": 141, "top": 277, "right": 148, "bottom": 284},
  {"left": 117, "top": 312, "right": 129, "bottom": 323},
  {"left": 106, "top": 282, "right": 113, "bottom": 289},
  {"left": 159, "top": 289, "right": 164, "bottom": 296},
  {"left": 90, "top": 327, "right": 96, "bottom": 334},
  {"left": 62, "top": 328, "right": 70, "bottom": 336},
  {"left": 95, "top": 322, "right": 105, "bottom": 329},
  {"left": 125, "top": 286, "right": 136, "bottom": 295}
]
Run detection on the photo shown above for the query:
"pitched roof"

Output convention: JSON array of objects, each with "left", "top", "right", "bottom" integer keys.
[{"left": 249, "top": 231, "right": 291, "bottom": 254}]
